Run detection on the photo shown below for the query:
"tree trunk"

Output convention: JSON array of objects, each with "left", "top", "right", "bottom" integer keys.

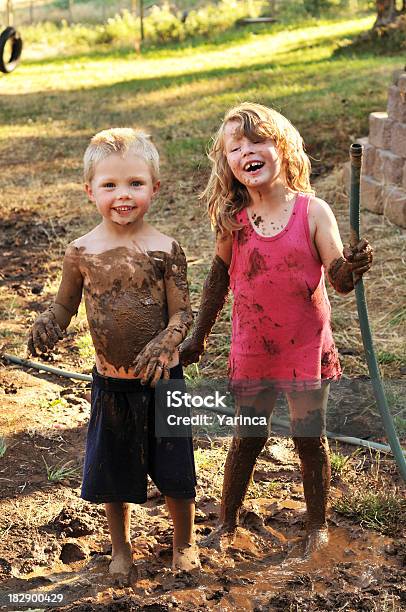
[
  {"left": 6, "top": 0, "right": 13, "bottom": 26},
  {"left": 68, "top": 0, "right": 74, "bottom": 23},
  {"left": 374, "top": 0, "right": 397, "bottom": 27}
]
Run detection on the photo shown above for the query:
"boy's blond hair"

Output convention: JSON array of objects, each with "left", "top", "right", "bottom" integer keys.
[
  {"left": 203, "top": 102, "right": 314, "bottom": 234},
  {"left": 83, "top": 127, "right": 160, "bottom": 184}
]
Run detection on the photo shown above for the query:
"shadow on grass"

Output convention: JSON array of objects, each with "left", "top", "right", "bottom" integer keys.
[{"left": 20, "top": 15, "right": 366, "bottom": 69}]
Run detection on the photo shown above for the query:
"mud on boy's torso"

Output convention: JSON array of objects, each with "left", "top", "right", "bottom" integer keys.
[{"left": 64, "top": 245, "right": 177, "bottom": 377}]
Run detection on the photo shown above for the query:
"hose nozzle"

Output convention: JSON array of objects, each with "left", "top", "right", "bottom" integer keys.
[{"left": 350, "top": 143, "right": 363, "bottom": 167}]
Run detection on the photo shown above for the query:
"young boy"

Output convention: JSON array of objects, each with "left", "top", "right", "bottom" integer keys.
[{"left": 27, "top": 128, "right": 200, "bottom": 576}]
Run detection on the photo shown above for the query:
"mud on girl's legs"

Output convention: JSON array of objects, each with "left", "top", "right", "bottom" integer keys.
[
  {"left": 286, "top": 385, "right": 331, "bottom": 553},
  {"left": 105, "top": 502, "right": 133, "bottom": 575},
  {"left": 220, "top": 389, "right": 278, "bottom": 532},
  {"left": 165, "top": 497, "right": 200, "bottom": 570}
]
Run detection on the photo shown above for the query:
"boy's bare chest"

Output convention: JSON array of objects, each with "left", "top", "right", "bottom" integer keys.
[{"left": 79, "top": 248, "right": 166, "bottom": 295}]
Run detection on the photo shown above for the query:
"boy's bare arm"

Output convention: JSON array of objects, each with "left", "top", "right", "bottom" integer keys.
[
  {"left": 28, "top": 244, "right": 83, "bottom": 355},
  {"left": 311, "top": 198, "right": 373, "bottom": 295},
  {"left": 132, "top": 242, "right": 193, "bottom": 386},
  {"left": 179, "top": 232, "right": 232, "bottom": 366}
]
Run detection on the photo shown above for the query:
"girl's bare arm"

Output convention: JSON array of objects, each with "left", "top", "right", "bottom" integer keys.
[
  {"left": 179, "top": 231, "right": 233, "bottom": 366},
  {"left": 310, "top": 197, "right": 373, "bottom": 294}
]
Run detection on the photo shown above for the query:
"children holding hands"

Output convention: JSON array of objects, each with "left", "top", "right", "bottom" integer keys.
[
  {"left": 28, "top": 128, "right": 200, "bottom": 577},
  {"left": 28, "top": 102, "right": 373, "bottom": 579}
]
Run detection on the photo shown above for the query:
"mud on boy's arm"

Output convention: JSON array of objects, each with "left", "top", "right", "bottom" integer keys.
[
  {"left": 27, "top": 244, "right": 84, "bottom": 356},
  {"left": 132, "top": 242, "right": 193, "bottom": 386}
]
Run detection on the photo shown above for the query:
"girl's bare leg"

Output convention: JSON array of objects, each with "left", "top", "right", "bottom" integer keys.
[
  {"left": 105, "top": 502, "right": 133, "bottom": 575},
  {"left": 219, "top": 389, "right": 278, "bottom": 533},
  {"left": 286, "top": 384, "right": 331, "bottom": 555},
  {"left": 165, "top": 497, "right": 200, "bottom": 570}
]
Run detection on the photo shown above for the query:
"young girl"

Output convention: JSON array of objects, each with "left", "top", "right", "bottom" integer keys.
[{"left": 180, "top": 102, "right": 373, "bottom": 556}]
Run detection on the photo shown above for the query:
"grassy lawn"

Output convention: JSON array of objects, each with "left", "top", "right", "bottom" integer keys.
[{"left": 0, "top": 14, "right": 405, "bottom": 389}]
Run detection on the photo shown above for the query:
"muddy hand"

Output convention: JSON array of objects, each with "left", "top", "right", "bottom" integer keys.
[
  {"left": 27, "top": 312, "right": 64, "bottom": 356},
  {"left": 132, "top": 334, "right": 175, "bottom": 387},
  {"left": 343, "top": 238, "right": 373, "bottom": 283},
  {"left": 179, "top": 335, "right": 205, "bottom": 366}
]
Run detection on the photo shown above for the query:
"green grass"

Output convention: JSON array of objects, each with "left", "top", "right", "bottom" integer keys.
[
  {"left": 76, "top": 332, "right": 95, "bottom": 361},
  {"left": 330, "top": 450, "right": 350, "bottom": 478},
  {"left": 377, "top": 350, "right": 405, "bottom": 366},
  {"left": 0, "top": 437, "right": 7, "bottom": 459},
  {"left": 247, "top": 479, "right": 281, "bottom": 499},
  {"left": 38, "top": 396, "right": 69, "bottom": 411},
  {"left": 333, "top": 489, "right": 406, "bottom": 535},
  {"left": 43, "top": 457, "right": 81, "bottom": 482},
  {"left": 4, "top": 14, "right": 402, "bottom": 176},
  {"left": 330, "top": 447, "right": 363, "bottom": 479},
  {"left": 389, "top": 305, "right": 406, "bottom": 327}
]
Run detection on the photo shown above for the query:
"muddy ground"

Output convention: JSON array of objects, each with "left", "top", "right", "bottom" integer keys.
[
  {"left": 0, "top": 359, "right": 405, "bottom": 612},
  {"left": 0, "top": 166, "right": 405, "bottom": 611}
]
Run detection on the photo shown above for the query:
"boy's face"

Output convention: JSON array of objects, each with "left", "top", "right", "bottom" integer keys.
[
  {"left": 85, "top": 152, "right": 160, "bottom": 226},
  {"left": 223, "top": 120, "right": 282, "bottom": 189}
]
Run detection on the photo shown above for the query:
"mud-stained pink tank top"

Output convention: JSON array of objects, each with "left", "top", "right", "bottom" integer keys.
[{"left": 228, "top": 193, "right": 341, "bottom": 393}]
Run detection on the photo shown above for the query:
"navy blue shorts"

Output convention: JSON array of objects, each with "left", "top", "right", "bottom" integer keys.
[{"left": 81, "top": 364, "right": 197, "bottom": 504}]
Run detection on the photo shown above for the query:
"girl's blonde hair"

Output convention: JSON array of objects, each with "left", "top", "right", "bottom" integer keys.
[
  {"left": 203, "top": 102, "right": 314, "bottom": 234},
  {"left": 83, "top": 127, "right": 159, "bottom": 184}
]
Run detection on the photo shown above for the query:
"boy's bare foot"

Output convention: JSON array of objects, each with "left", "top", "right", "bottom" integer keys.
[
  {"left": 200, "top": 524, "right": 236, "bottom": 551},
  {"left": 172, "top": 543, "right": 201, "bottom": 571},
  {"left": 109, "top": 543, "right": 133, "bottom": 577},
  {"left": 304, "top": 527, "right": 329, "bottom": 557}
]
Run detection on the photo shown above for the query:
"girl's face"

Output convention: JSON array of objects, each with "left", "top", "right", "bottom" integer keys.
[{"left": 223, "top": 120, "right": 283, "bottom": 189}]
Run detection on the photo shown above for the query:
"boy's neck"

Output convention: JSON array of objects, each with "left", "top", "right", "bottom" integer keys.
[{"left": 100, "top": 217, "right": 147, "bottom": 240}]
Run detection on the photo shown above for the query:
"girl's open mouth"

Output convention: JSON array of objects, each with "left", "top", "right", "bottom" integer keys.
[{"left": 244, "top": 161, "right": 265, "bottom": 173}]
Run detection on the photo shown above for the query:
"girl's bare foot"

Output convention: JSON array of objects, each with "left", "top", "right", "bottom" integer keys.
[
  {"left": 304, "top": 527, "right": 329, "bottom": 557},
  {"left": 172, "top": 543, "right": 201, "bottom": 571},
  {"left": 109, "top": 542, "right": 133, "bottom": 577},
  {"left": 200, "top": 524, "right": 236, "bottom": 551}
]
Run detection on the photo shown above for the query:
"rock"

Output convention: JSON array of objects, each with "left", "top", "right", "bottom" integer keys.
[
  {"left": 369, "top": 112, "right": 394, "bottom": 149},
  {"left": 361, "top": 175, "right": 384, "bottom": 214},
  {"left": 387, "top": 85, "right": 406, "bottom": 122},
  {"left": 0, "top": 557, "right": 12, "bottom": 576},
  {"left": 50, "top": 507, "right": 95, "bottom": 537},
  {"left": 31, "top": 283, "right": 44, "bottom": 295},
  {"left": 60, "top": 542, "right": 87, "bottom": 564},
  {"left": 391, "top": 121, "right": 406, "bottom": 157},
  {"left": 373, "top": 149, "right": 404, "bottom": 185},
  {"left": 384, "top": 185, "right": 406, "bottom": 228}
]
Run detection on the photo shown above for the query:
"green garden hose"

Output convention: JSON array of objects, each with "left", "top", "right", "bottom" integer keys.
[{"left": 350, "top": 143, "right": 406, "bottom": 481}]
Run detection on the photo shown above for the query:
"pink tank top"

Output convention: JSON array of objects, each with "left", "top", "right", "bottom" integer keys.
[{"left": 228, "top": 193, "right": 341, "bottom": 393}]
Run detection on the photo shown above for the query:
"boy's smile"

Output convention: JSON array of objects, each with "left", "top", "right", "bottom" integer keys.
[{"left": 86, "top": 153, "right": 160, "bottom": 227}]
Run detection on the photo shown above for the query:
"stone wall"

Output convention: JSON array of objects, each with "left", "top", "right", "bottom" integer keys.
[{"left": 344, "top": 67, "right": 406, "bottom": 228}]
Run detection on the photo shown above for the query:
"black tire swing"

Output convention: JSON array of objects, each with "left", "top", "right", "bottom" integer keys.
[{"left": 0, "top": 26, "right": 23, "bottom": 73}]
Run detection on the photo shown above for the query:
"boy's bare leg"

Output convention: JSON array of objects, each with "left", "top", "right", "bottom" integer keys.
[
  {"left": 287, "top": 385, "right": 331, "bottom": 556},
  {"left": 105, "top": 502, "right": 133, "bottom": 575},
  {"left": 165, "top": 497, "right": 200, "bottom": 570}
]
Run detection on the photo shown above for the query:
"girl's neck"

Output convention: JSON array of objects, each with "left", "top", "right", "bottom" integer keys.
[{"left": 247, "top": 178, "right": 295, "bottom": 210}]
